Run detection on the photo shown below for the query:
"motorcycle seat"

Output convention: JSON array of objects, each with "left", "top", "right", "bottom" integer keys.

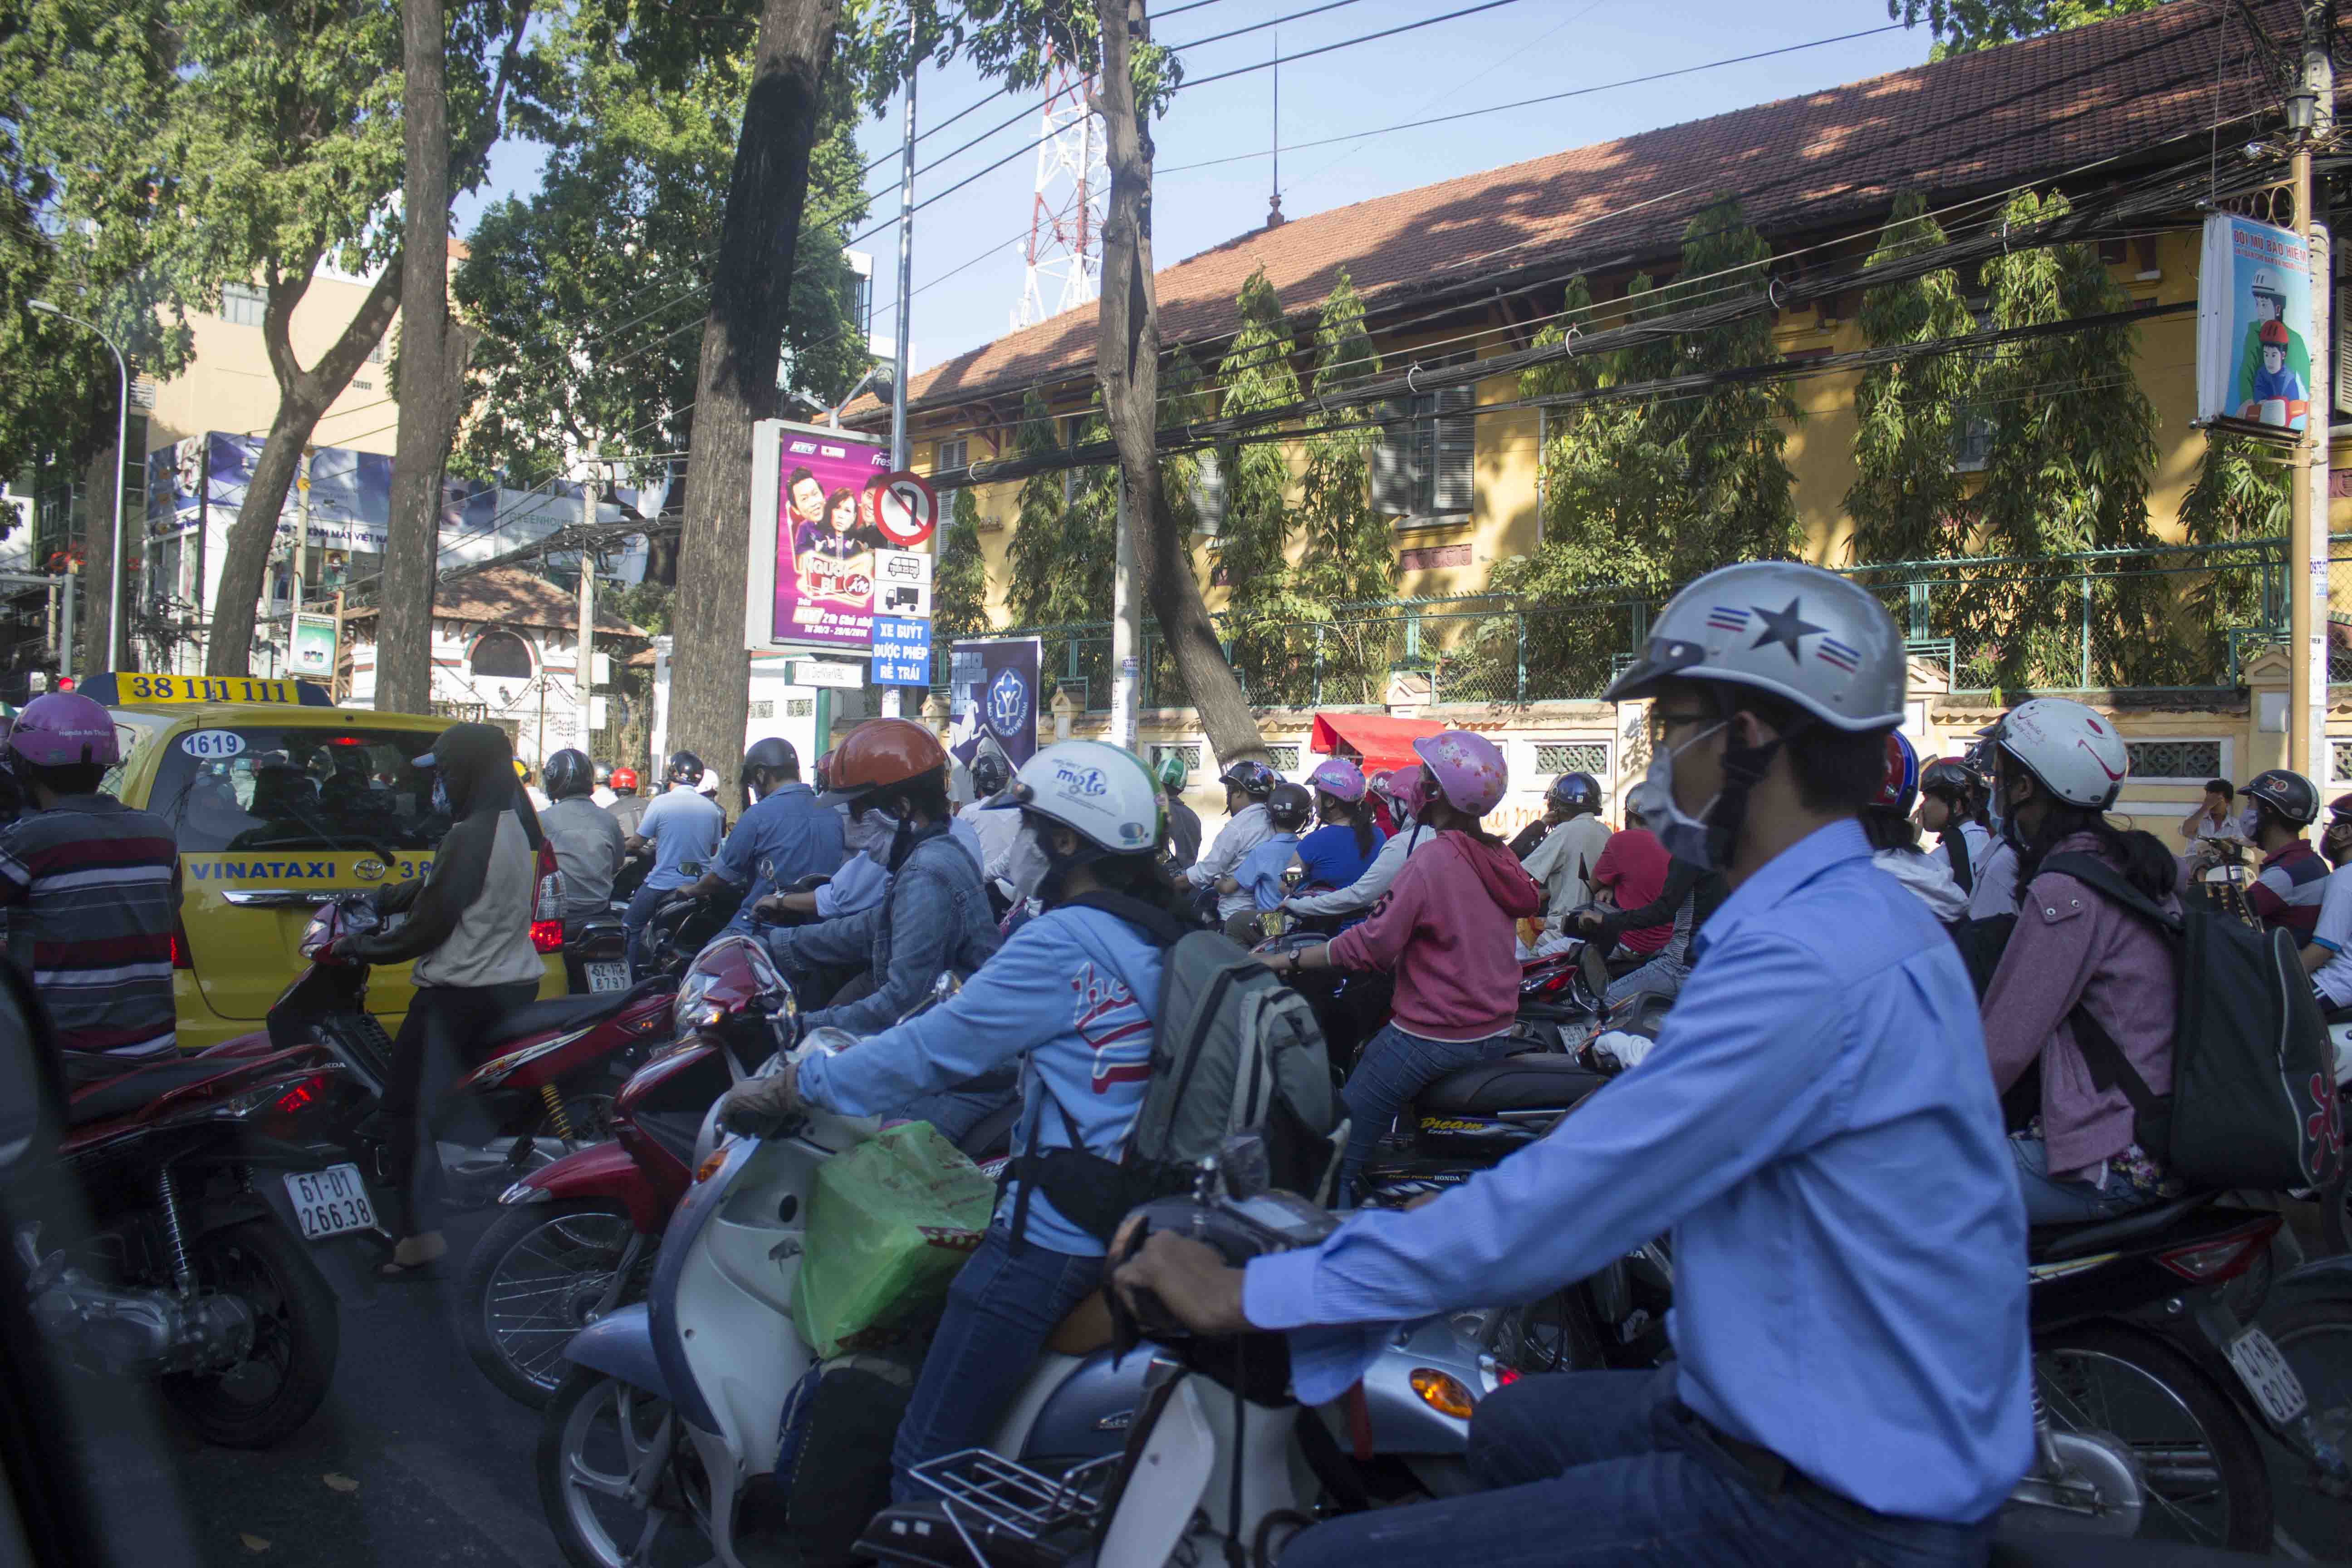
[
  {"left": 65, "top": 1056, "right": 240, "bottom": 1127},
  {"left": 2027, "top": 1191, "right": 2218, "bottom": 1263},
  {"left": 1414, "top": 1053, "right": 1609, "bottom": 1118},
  {"left": 477, "top": 990, "right": 639, "bottom": 1049}
]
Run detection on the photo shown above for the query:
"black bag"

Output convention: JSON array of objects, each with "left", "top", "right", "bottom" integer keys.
[
  {"left": 1953, "top": 912, "right": 2016, "bottom": 1000},
  {"left": 2041, "top": 853, "right": 2342, "bottom": 1194},
  {"left": 1941, "top": 829, "right": 1974, "bottom": 897}
]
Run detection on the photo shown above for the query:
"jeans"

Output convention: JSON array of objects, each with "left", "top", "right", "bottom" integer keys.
[
  {"left": 380, "top": 980, "right": 540, "bottom": 1236},
  {"left": 2008, "top": 1133, "right": 2162, "bottom": 1226},
  {"left": 1338, "top": 1024, "right": 1517, "bottom": 1204},
  {"left": 622, "top": 880, "right": 675, "bottom": 976},
  {"left": 1279, "top": 1368, "right": 1996, "bottom": 1568},
  {"left": 887, "top": 1224, "right": 1101, "bottom": 1505},
  {"left": 1604, "top": 947, "right": 1690, "bottom": 1010}
]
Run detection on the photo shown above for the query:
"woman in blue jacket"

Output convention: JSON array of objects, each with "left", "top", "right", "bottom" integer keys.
[{"left": 718, "top": 739, "right": 1176, "bottom": 1502}]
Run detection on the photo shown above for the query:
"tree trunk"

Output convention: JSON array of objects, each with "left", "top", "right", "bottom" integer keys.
[
  {"left": 665, "top": 0, "right": 839, "bottom": 782},
  {"left": 78, "top": 433, "right": 119, "bottom": 676},
  {"left": 1094, "top": 0, "right": 1264, "bottom": 767},
  {"left": 204, "top": 260, "right": 402, "bottom": 676},
  {"left": 378, "top": 0, "right": 468, "bottom": 716}
]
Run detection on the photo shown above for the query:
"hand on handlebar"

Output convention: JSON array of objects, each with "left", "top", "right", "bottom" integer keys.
[
  {"left": 717, "top": 1059, "right": 803, "bottom": 1137},
  {"left": 1109, "top": 1230, "right": 1252, "bottom": 1338}
]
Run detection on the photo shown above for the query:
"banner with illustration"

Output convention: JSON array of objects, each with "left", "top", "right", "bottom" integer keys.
[
  {"left": 948, "top": 637, "right": 1041, "bottom": 774},
  {"left": 2197, "top": 213, "right": 2315, "bottom": 437},
  {"left": 769, "top": 428, "right": 894, "bottom": 652}
]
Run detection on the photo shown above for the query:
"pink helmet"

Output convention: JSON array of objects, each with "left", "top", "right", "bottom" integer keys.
[
  {"left": 1307, "top": 758, "right": 1366, "bottom": 804},
  {"left": 1411, "top": 730, "right": 1509, "bottom": 818},
  {"left": 8, "top": 692, "right": 119, "bottom": 769}
]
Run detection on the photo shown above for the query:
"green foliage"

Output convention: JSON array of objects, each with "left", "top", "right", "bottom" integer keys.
[
  {"left": 2177, "top": 433, "right": 2292, "bottom": 678},
  {"left": 1004, "top": 389, "right": 1116, "bottom": 627},
  {"left": 1889, "top": 0, "right": 2169, "bottom": 57},
  {"left": 609, "top": 579, "right": 674, "bottom": 637},
  {"left": 1292, "top": 273, "right": 1394, "bottom": 702},
  {"left": 1213, "top": 270, "right": 1313, "bottom": 679},
  {"left": 455, "top": 15, "right": 871, "bottom": 490},
  {"left": 932, "top": 486, "right": 989, "bottom": 639},
  {"left": 1845, "top": 191, "right": 1977, "bottom": 562}
]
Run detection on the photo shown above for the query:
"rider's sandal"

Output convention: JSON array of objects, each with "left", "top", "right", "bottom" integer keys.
[{"left": 373, "top": 1255, "right": 441, "bottom": 1281}]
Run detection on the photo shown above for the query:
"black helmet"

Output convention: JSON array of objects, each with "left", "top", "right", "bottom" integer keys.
[
  {"left": 2245, "top": 768, "right": 2319, "bottom": 828},
  {"left": 666, "top": 750, "right": 706, "bottom": 787},
  {"left": 741, "top": 736, "right": 798, "bottom": 783},
  {"left": 1545, "top": 772, "right": 1600, "bottom": 813},
  {"left": 1265, "top": 780, "right": 1313, "bottom": 833},
  {"left": 1919, "top": 757, "right": 1982, "bottom": 800},
  {"left": 1217, "top": 758, "right": 1278, "bottom": 799},
  {"left": 971, "top": 749, "right": 1012, "bottom": 800},
  {"left": 544, "top": 748, "right": 595, "bottom": 800}
]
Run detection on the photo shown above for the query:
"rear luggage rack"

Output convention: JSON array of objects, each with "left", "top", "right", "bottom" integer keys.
[{"left": 908, "top": 1447, "right": 1117, "bottom": 1552}]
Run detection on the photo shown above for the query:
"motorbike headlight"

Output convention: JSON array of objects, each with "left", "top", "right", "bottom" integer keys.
[{"left": 672, "top": 967, "right": 722, "bottom": 1034}]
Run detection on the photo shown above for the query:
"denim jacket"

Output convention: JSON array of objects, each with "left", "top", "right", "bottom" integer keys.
[{"left": 774, "top": 822, "right": 1002, "bottom": 1034}]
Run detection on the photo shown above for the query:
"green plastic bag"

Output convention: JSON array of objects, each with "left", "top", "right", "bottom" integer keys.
[{"left": 791, "top": 1121, "right": 998, "bottom": 1358}]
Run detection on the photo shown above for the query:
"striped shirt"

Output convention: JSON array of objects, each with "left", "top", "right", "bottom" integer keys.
[
  {"left": 2249, "top": 838, "right": 2330, "bottom": 947},
  {"left": 0, "top": 796, "right": 179, "bottom": 1060}
]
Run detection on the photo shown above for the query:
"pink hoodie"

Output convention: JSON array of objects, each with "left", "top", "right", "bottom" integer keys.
[{"left": 1328, "top": 829, "right": 1540, "bottom": 1041}]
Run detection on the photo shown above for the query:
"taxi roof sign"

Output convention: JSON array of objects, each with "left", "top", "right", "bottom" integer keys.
[{"left": 82, "top": 673, "right": 333, "bottom": 708}]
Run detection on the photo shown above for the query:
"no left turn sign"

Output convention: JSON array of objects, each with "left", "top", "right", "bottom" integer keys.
[{"left": 866, "top": 470, "right": 937, "bottom": 548}]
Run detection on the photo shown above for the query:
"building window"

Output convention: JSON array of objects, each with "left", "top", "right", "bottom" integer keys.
[
  {"left": 849, "top": 271, "right": 873, "bottom": 335},
  {"left": 367, "top": 338, "right": 386, "bottom": 364},
  {"left": 469, "top": 629, "right": 533, "bottom": 679},
  {"left": 1951, "top": 298, "right": 1996, "bottom": 473},
  {"left": 219, "top": 283, "right": 267, "bottom": 328},
  {"left": 1265, "top": 744, "right": 1301, "bottom": 772},
  {"left": 2334, "top": 740, "right": 2352, "bottom": 783},
  {"left": 1535, "top": 741, "right": 1610, "bottom": 776},
  {"left": 1151, "top": 743, "right": 1201, "bottom": 776},
  {"left": 935, "top": 438, "right": 966, "bottom": 521},
  {"left": 2123, "top": 740, "right": 2223, "bottom": 782},
  {"left": 748, "top": 700, "right": 774, "bottom": 720},
  {"left": 787, "top": 698, "right": 814, "bottom": 719},
  {"left": 1372, "top": 358, "right": 1475, "bottom": 524}
]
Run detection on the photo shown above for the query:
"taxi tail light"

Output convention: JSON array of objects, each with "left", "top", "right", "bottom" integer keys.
[
  {"left": 532, "top": 842, "right": 565, "bottom": 952},
  {"left": 171, "top": 916, "right": 192, "bottom": 970}
]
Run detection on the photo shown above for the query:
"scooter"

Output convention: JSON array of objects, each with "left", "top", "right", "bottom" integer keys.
[{"left": 535, "top": 1060, "right": 1492, "bottom": 1568}]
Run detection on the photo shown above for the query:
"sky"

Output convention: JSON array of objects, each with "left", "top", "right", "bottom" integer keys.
[{"left": 456, "top": 0, "right": 1945, "bottom": 377}]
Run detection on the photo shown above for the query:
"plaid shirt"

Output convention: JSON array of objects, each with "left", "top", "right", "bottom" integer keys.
[{"left": 0, "top": 795, "right": 179, "bottom": 1059}]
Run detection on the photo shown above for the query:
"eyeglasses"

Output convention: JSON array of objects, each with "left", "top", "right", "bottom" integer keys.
[{"left": 1646, "top": 709, "right": 1716, "bottom": 747}]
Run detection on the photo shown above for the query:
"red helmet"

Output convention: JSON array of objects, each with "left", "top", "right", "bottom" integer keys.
[
  {"left": 609, "top": 766, "right": 639, "bottom": 793},
  {"left": 820, "top": 719, "right": 947, "bottom": 807},
  {"left": 2260, "top": 319, "right": 2290, "bottom": 348},
  {"left": 2328, "top": 793, "right": 2352, "bottom": 824}
]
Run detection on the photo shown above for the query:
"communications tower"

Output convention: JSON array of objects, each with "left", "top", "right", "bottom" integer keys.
[{"left": 1011, "top": 58, "right": 1107, "bottom": 329}]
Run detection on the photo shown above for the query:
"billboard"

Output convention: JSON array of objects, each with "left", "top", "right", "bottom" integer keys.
[
  {"left": 2198, "top": 213, "right": 2315, "bottom": 437},
  {"left": 948, "top": 637, "right": 1041, "bottom": 772},
  {"left": 765, "top": 425, "right": 892, "bottom": 652}
]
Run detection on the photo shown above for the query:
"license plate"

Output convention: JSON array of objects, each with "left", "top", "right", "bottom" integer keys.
[
  {"left": 585, "top": 962, "right": 628, "bottom": 993},
  {"left": 2227, "top": 1326, "right": 2308, "bottom": 1426},
  {"left": 284, "top": 1164, "right": 377, "bottom": 1241}
]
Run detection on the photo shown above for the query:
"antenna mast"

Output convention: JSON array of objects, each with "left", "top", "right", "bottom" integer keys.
[{"left": 1012, "top": 53, "right": 1107, "bottom": 329}]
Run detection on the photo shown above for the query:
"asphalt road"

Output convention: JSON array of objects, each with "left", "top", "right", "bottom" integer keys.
[{"left": 73, "top": 1207, "right": 567, "bottom": 1568}]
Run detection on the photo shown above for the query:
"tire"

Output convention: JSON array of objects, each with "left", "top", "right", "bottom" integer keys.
[
  {"left": 2258, "top": 1295, "right": 2352, "bottom": 1556},
  {"left": 158, "top": 1218, "right": 339, "bottom": 1449},
  {"left": 461, "top": 1200, "right": 640, "bottom": 1409},
  {"left": 2033, "top": 1321, "right": 2272, "bottom": 1552},
  {"left": 2321, "top": 1164, "right": 2352, "bottom": 1256},
  {"left": 537, "top": 1367, "right": 701, "bottom": 1568}
]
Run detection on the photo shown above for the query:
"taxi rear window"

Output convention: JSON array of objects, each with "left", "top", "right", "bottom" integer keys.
[{"left": 146, "top": 726, "right": 448, "bottom": 854}]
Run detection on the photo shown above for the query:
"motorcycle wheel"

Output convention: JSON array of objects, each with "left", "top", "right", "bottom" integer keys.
[
  {"left": 2321, "top": 1165, "right": 2352, "bottom": 1256},
  {"left": 537, "top": 1367, "right": 705, "bottom": 1568},
  {"left": 461, "top": 1200, "right": 641, "bottom": 1408},
  {"left": 157, "top": 1218, "right": 339, "bottom": 1449},
  {"left": 2258, "top": 1297, "right": 2352, "bottom": 1558},
  {"left": 2032, "top": 1323, "right": 2271, "bottom": 1552}
]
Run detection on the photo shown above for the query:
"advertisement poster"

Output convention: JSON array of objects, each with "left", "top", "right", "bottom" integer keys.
[
  {"left": 948, "top": 636, "right": 1041, "bottom": 772},
  {"left": 290, "top": 612, "right": 337, "bottom": 678},
  {"left": 2198, "top": 214, "right": 2315, "bottom": 436},
  {"left": 770, "top": 428, "right": 893, "bottom": 652}
]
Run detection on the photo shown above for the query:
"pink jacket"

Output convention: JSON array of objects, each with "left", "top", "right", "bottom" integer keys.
[
  {"left": 1980, "top": 833, "right": 2178, "bottom": 1180},
  {"left": 1329, "top": 830, "right": 1540, "bottom": 1041}
]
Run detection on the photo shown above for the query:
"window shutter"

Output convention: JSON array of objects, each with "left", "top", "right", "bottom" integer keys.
[
  {"left": 2336, "top": 236, "right": 2351, "bottom": 417},
  {"left": 1369, "top": 406, "right": 1412, "bottom": 514},
  {"left": 1431, "top": 385, "right": 1476, "bottom": 514},
  {"left": 1190, "top": 447, "right": 1226, "bottom": 535}
]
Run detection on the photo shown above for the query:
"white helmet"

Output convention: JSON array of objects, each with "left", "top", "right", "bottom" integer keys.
[
  {"left": 998, "top": 740, "right": 1164, "bottom": 856},
  {"left": 1989, "top": 697, "right": 2128, "bottom": 810},
  {"left": 1601, "top": 560, "right": 1905, "bottom": 731}
]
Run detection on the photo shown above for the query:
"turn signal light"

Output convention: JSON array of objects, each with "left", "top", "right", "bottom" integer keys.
[
  {"left": 1410, "top": 1369, "right": 1476, "bottom": 1420},
  {"left": 694, "top": 1149, "right": 729, "bottom": 1185},
  {"left": 2157, "top": 1218, "right": 2279, "bottom": 1284}
]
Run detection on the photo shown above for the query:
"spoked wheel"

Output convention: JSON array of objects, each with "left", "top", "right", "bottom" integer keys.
[
  {"left": 2259, "top": 1297, "right": 2352, "bottom": 1558},
  {"left": 461, "top": 1201, "right": 642, "bottom": 1408},
  {"left": 159, "top": 1219, "right": 339, "bottom": 1448},
  {"left": 2031, "top": 1324, "right": 2272, "bottom": 1551},
  {"left": 538, "top": 1368, "right": 708, "bottom": 1568}
]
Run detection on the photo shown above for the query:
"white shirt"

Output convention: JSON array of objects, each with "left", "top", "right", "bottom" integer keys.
[
  {"left": 957, "top": 799, "right": 1022, "bottom": 882},
  {"left": 1965, "top": 832, "right": 2020, "bottom": 922},
  {"left": 1187, "top": 802, "right": 1274, "bottom": 921},
  {"left": 2310, "top": 863, "right": 2352, "bottom": 1007},
  {"left": 1521, "top": 814, "right": 1612, "bottom": 932},
  {"left": 1874, "top": 846, "right": 1969, "bottom": 922},
  {"left": 2177, "top": 803, "right": 2244, "bottom": 843},
  {"left": 592, "top": 785, "right": 617, "bottom": 808}
]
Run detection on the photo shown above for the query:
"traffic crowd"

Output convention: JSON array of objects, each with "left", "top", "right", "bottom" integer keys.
[{"left": 1, "top": 556, "right": 2341, "bottom": 1565}]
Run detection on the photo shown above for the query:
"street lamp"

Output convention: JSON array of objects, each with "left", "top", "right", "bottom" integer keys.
[
  {"left": 29, "top": 299, "right": 127, "bottom": 676},
  {"left": 2286, "top": 86, "right": 2321, "bottom": 140}
]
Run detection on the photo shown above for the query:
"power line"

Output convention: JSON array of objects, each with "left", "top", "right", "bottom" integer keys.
[{"left": 1175, "top": 0, "right": 1536, "bottom": 92}]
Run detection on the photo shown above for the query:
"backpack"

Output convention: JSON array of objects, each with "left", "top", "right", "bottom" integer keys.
[
  {"left": 1941, "top": 829, "right": 1974, "bottom": 897},
  {"left": 1013, "top": 905, "right": 1341, "bottom": 1244},
  {"left": 2041, "top": 853, "right": 2343, "bottom": 1194}
]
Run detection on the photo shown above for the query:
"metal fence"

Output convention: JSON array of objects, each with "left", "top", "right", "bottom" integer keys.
[{"left": 943, "top": 537, "right": 2352, "bottom": 713}]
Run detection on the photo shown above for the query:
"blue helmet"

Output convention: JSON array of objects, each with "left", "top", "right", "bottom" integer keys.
[
  {"left": 1545, "top": 771, "right": 1600, "bottom": 813},
  {"left": 1217, "top": 758, "right": 1279, "bottom": 799}
]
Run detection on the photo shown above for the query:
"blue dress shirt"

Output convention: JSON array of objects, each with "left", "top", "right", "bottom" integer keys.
[
  {"left": 1243, "top": 818, "right": 2032, "bottom": 1524},
  {"left": 718, "top": 782, "right": 847, "bottom": 934}
]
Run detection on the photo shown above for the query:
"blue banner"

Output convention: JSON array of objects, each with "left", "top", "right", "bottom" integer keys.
[
  {"left": 948, "top": 636, "right": 1041, "bottom": 771},
  {"left": 871, "top": 616, "right": 931, "bottom": 686}
]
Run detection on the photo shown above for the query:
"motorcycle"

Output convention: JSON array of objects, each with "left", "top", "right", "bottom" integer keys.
[
  {"left": 632, "top": 882, "right": 749, "bottom": 983},
  {"left": 263, "top": 896, "right": 678, "bottom": 1214},
  {"left": 23, "top": 1038, "right": 372, "bottom": 1448},
  {"left": 534, "top": 1058, "right": 1490, "bottom": 1568},
  {"left": 562, "top": 909, "right": 632, "bottom": 997}
]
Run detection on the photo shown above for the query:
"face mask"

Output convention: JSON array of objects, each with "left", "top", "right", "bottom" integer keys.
[
  {"left": 430, "top": 777, "right": 451, "bottom": 816},
  {"left": 2239, "top": 806, "right": 2264, "bottom": 839},
  {"left": 845, "top": 810, "right": 899, "bottom": 861},
  {"left": 1004, "top": 818, "right": 1054, "bottom": 903},
  {"left": 1628, "top": 721, "right": 1728, "bottom": 868}
]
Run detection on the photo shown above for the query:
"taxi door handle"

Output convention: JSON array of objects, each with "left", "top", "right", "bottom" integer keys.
[{"left": 220, "top": 889, "right": 343, "bottom": 908}]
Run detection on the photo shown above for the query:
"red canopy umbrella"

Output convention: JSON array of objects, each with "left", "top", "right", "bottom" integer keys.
[{"left": 1308, "top": 712, "right": 1445, "bottom": 776}]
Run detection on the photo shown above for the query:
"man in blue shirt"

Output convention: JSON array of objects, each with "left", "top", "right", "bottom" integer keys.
[
  {"left": 621, "top": 750, "right": 724, "bottom": 970},
  {"left": 672, "top": 737, "right": 845, "bottom": 935},
  {"left": 1117, "top": 561, "right": 2030, "bottom": 1566}
]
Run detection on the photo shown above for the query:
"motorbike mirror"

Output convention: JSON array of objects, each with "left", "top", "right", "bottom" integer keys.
[{"left": 931, "top": 971, "right": 962, "bottom": 1006}]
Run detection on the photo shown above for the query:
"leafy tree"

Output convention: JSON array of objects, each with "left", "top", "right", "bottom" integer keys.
[
  {"left": 2177, "top": 434, "right": 2291, "bottom": 681},
  {"left": 1889, "top": 0, "right": 2167, "bottom": 57},
  {"left": 1844, "top": 191, "right": 1978, "bottom": 563},
  {"left": 1293, "top": 271, "right": 1394, "bottom": 702},
  {"left": 931, "top": 486, "right": 989, "bottom": 638},
  {"left": 1004, "top": 390, "right": 1115, "bottom": 626},
  {"left": 1211, "top": 270, "right": 1317, "bottom": 701}
]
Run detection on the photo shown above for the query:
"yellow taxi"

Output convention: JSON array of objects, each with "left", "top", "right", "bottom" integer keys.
[{"left": 84, "top": 672, "right": 567, "bottom": 1053}]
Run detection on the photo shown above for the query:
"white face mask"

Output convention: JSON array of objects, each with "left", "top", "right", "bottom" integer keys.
[
  {"left": 2239, "top": 805, "right": 2264, "bottom": 840},
  {"left": 1628, "top": 721, "right": 1728, "bottom": 868},
  {"left": 846, "top": 809, "right": 900, "bottom": 862},
  {"left": 1004, "top": 818, "right": 1054, "bottom": 902}
]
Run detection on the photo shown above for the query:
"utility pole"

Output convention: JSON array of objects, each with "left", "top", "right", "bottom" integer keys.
[
  {"left": 2289, "top": 0, "right": 2333, "bottom": 780},
  {"left": 577, "top": 474, "right": 597, "bottom": 757},
  {"left": 882, "top": 15, "right": 916, "bottom": 724},
  {"left": 1111, "top": 471, "right": 1138, "bottom": 750}
]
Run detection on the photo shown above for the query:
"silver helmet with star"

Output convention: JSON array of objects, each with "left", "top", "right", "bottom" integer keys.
[{"left": 1600, "top": 561, "right": 1905, "bottom": 732}]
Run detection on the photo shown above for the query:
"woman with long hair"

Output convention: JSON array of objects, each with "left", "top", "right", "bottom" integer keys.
[{"left": 1290, "top": 758, "right": 1385, "bottom": 901}]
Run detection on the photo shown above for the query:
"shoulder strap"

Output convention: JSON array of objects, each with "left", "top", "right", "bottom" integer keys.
[
  {"left": 2040, "top": 852, "right": 2182, "bottom": 936},
  {"left": 1942, "top": 830, "right": 1973, "bottom": 895},
  {"left": 2067, "top": 1003, "right": 2167, "bottom": 1124},
  {"left": 1060, "top": 888, "right": 1184, "bottom": 948}
]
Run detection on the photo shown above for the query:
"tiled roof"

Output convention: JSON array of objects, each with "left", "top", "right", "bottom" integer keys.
[
  {"left": 343, "top": 566, "right": 646, "bottom": 636},
  {"left": 871, "top": 0, "right": 2282, "bottom": 421}
]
